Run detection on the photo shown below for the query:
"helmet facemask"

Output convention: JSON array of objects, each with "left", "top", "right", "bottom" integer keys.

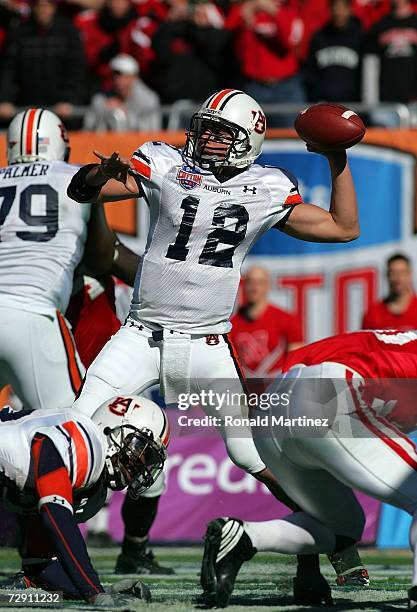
[
  {"left": 103, "top": 425, "right": 166, "bottom": 498},
  {"left": 185, "top": 115, "right": 251, "bottom": 170}
]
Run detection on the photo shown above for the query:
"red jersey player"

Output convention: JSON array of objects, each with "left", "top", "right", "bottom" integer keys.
[{"left": 202, "top": 329, "right": 417, "bottom": 609}]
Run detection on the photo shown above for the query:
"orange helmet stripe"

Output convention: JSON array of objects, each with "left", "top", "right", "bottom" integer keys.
[
  {"left": 25, "top": 108, "right": 38, "bottom": 156},
  {"left": 209, "top": 89, "right": 236, "bottom": 110}
]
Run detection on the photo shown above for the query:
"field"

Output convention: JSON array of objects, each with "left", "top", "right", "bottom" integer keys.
[{"left": 0, "top": 546, "right": 415, "bottom": 611}]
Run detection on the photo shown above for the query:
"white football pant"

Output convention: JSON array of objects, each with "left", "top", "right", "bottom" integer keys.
[
  {"left": 247, "top": 362, "right": 417, "bottom": 564},
  {"left": 0, "top": 306, "right": 84, "bottom": 411},
  {"left": 73, "top": 317, "right": 266, "bottom": 475}
]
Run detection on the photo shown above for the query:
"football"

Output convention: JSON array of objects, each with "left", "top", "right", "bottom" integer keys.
[{"left": 294, "top": 103, "right": 366, "bottom": 151}]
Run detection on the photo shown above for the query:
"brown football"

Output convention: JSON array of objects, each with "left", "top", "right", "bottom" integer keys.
[{"left": 294, "top": 103, "right": 366, "bottom": 150}]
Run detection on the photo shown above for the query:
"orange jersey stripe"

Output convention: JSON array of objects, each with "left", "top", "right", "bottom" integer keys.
[
  {"left": 62, "top": 421, "right": 89, "bottom": 489},
  {"left": 131, "top": 157, "right": 151, "bottom": 179},
  {"left": 25, "top": 109, "right": 37, "bottom": 156},
  {"left": 284, "top": 194, "right": 303, "bottom": 206},
  {"left": 57, "top": 311, "right": 83, "bottom": 394},
  {"left": 37, "top": 466, "right": 73, "bottom": 505},
  {"left": 209, "top": 89, "right": 236, "bottom": 110}
]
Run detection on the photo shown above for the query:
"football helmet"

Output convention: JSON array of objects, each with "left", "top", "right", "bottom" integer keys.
[
  {"left": 184, "top": 89, "right": 267, "bottom": 169},
  {"left": 7, "top": 108, "right": 70, "bottom": 165},
  {"left": 91, "top": 395, "right": 169, "bottom": 498}
]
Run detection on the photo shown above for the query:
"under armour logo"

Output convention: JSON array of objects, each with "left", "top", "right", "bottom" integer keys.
[{"left": 243, "top": 186, "right": 257, "bottom": 194}]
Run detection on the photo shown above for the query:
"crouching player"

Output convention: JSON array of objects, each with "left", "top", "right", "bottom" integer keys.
[
  {"left": 201, "top": 329, "right": 417, "bottom": 608},
  {"left": 0, "top": 395, "right": 169, "bottom": 604}
]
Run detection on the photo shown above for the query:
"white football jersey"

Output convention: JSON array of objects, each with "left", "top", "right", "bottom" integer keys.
[
  {"left": 130, "top": 142, "right": 302, "bottom": 333},
  {"left": 0, "top": 408, "right": 105, "bottom": 491},
  {"left": 0, "top": 161, "right": 90, "bottom": 315}
]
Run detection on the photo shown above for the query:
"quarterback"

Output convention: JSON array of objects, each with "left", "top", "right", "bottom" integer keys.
[
  {"left": 68, "top": 89, "right": 360, "bottom": 586},
  {"left": 0, "top": 394, "right": 168, "bottom": 604},
  {"left": 201, "top": 330, "right": 417, "bottom": 608}
]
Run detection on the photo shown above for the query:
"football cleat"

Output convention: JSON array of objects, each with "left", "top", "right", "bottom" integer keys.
[
  {"left": 293, "top": 572, "right": 333, "bottom": 606},
  {"left": 110, "top": 578, "right": 152, "bottom": 603},
  {"left": 408, "top": 585, "right": 417, "bottom": 609},
  {"left": 328, "top": 545, "right": 370, "bottom": 586},
  {"left": 115, "top": 539, "right": 174, "bottom": 575},
  {"left": 336, "top": 567, "right": 370, "bottom": 587},
  {"left": 0, "top": 572, "right": 37, "bottom": 590},
  {"left": 200, "top": 517, "right": 256, "bottom": 608}
]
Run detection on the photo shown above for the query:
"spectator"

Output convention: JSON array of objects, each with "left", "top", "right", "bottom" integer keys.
[
  {"left": 362, "top": 0, "right": 417, "bottom": 125},
  {"left": 230, "top": 267, "right": 303, "bottom": 377},
  {"left": 226, "top": 0, "right": 305, "bottom": 127},
  {"left": 84, "top": 53, "right": 161, "bottom": 130},
  {"left": 353, "top": 0, "right": 391, "bottom": 29},
  {"left": 76, "top": 0, "right": 164, "bottom": 91},
  {"left": 151, "top": 0, "right": 228, "bottom": 104},
  {"left": 305, "top": 0, "right": 363, "bottom": 102},
  {"left": 362, "top": 253, "right": 417, "bottom": 330},
  {"left": 289, "top": 0, "right": 330, "bottom": 60},
  {"left": 0, "top": 0, "right": 86, "bottom": 125}
]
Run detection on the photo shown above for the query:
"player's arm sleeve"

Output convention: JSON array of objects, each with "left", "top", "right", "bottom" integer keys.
[
  {"left": 67, "top": 164, "right": 145, "bottom": 204},
  {"left": 130, "top": 141, "right": 178, "bottom": 196},
  {"left": 271, "top": 169, "right": 303, "bottom": 231},
  {"left": 130, "top": 143, "right": 155, "bottom": 192},
  {"left": 67, "top": 164, "right": 106, "bottom": 203},
  {"left": 31, "top": 434, "right": 104, "bottom": 602}
]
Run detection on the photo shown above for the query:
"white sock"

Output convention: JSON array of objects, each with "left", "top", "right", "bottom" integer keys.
[
  {"left": 409, "top": 509, "right": 417, "bottom": 586},
  {"left": 244, "top": 512, "right": 335, "bottom": 555}
]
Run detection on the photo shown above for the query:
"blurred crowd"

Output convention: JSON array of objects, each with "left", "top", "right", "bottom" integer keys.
[{"left": 0, "top": 0, "right": 416, "bottom": 129}]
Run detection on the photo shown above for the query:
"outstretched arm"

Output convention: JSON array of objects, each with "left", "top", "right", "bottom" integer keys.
[
  {"left": 67, "top": 151, "right": 142, "bottom": 204},
  {"left": 282, "top": 151, "right": 360, "bottom": 243}
]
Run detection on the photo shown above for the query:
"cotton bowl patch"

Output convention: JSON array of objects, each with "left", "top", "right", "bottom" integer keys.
[{"left": 176, "top": 166, "right": 203, "bottom": 190}]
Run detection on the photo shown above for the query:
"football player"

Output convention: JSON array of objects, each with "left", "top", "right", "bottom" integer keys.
[
  {"left": 200, "top": 329, "right": 417, "bottom": 608},
  {"left": 68, "top": 89, "right": 361, "bottom": 590},
  {"left": 67, "top": 273, "right": 174, "bottom": 575},
  {"left": 0, "top": 108, "right": 137, "bottom": 412},
  {"left": 0, "top": 394, "right": 168, "bottom": 603}
]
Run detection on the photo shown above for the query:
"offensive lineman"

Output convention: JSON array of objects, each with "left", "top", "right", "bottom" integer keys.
[
  {"left": 0, "top": 394, "right": 168, "bottom": 604},
  {"left": 68, "top": 89, "right": 362, "bottom": 590},
  {"left": 0, "top": 108, "right": 137, "bottom": 411},
  {"left": 201, "top": 329, "right": 417, "bottom": 608}
]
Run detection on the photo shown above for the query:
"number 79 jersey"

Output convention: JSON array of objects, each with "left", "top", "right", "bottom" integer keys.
[
  {"left": 0, "top": 161, "right": 90, "bottom": 315},
  {"left": 130, "top": 142, "right": 302, "bottom": 334}
]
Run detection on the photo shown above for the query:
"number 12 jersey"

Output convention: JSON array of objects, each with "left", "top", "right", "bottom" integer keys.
[{"left": 130, "top": 141, "right": 302, "bottom": 334}]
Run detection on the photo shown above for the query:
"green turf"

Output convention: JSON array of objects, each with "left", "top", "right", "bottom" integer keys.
[{"left": 0, "top": 546, "right": 414, "bottom": 610}]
